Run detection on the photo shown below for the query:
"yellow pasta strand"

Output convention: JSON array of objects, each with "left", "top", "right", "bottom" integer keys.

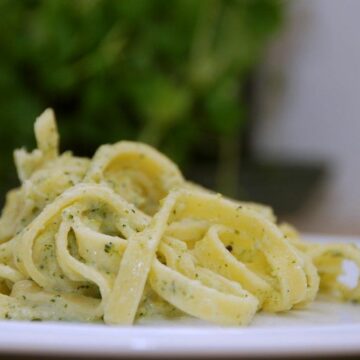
[{"left": 0, "top": 108, "right": 358, "bottom": 325}]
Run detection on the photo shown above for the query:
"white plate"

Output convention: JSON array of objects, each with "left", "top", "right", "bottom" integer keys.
[{"left": 0, "top": 234, "right": 359, "bottom": 358}]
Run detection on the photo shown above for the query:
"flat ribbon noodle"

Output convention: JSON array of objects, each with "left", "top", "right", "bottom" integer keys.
[{"left": 0, "top": 108, "right": 359, "bottom": 325}]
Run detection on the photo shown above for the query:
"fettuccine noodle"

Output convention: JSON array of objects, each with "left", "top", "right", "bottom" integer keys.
[{"left": 0, "top": 109, "right": 358, "bottom": 325}]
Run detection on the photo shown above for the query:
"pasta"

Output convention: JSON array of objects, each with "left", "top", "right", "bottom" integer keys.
[{"left": 0, "top": 108, "right": 358, "bottom": 325}]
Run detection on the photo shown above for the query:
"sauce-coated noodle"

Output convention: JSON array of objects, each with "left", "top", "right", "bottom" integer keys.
[{"left": 0, "top": 109, "right": 358, "bottom": 325}]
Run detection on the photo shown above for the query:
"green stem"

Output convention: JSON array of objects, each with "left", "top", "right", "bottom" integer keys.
[
  {"left": 138, "top": 121, "right": 165, "bottom": 147},
  {"left": 216, "top": 133, "right": 241, "bottom": 198}
]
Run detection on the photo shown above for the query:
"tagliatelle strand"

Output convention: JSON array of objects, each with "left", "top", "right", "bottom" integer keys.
[{"left": 0, "top": 108, "right": 358, "bottom": 324}]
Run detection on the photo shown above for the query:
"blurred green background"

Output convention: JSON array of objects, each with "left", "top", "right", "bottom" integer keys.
[{"left": 0, "top": 0, "right": 287, "bottom": 207}]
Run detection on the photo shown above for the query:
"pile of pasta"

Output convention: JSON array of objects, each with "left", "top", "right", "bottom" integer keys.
[{"left": 0, "top": 109, "right": 359, "bottom": 325}]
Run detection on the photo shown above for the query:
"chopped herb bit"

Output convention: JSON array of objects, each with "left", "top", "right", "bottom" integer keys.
[
  {"left": 104, "top": 242, "right": 113, "bottom": 254},
  {"left": 226, "top": 245, "right": 233, "bottom": 253},
  {"left": 44, "top": 243, "right": 53, "bottom": 251}
]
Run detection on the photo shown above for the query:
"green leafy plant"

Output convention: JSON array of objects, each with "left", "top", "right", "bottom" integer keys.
[{"left": 0, "top": 0, "right": 283, "bottom": 199}]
